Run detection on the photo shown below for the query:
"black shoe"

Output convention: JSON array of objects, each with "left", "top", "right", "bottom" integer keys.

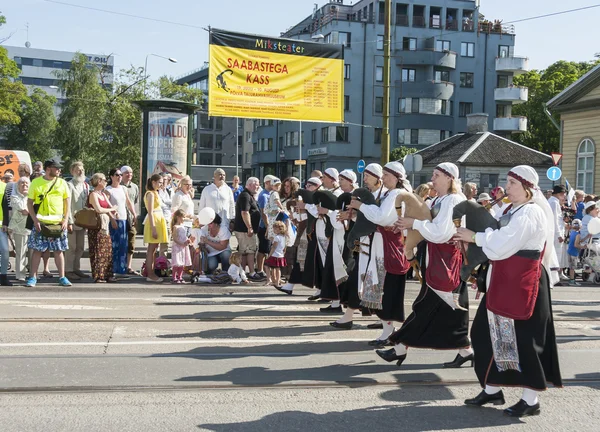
[
  {"left": 0, "top": 274, "right": 12, "bottom": 287},
  {"left": 318, "top": 298, "right": 330, "bottom": 303},
  {"left": 274, "top": 286, "right": 293, "bottom": 295},
  {"left": 307, "top": 295, "right": 320, "bottom": 301},
  {"left": 464, "top": 390, "right": 506, "bottom": 407},
  {"left": 375, "top": 348, "right": 407, "bottom": 366},
  {"left": 320, "top": 305, "right": 342, "bottom": 313},
  {"left": 361, "top": 308, "right": 372, "bottom": 317},
  {"left": 443, "top": 353, "right": 474, "bottom": 368},
  {"left": 367, "top": 322, "right": 383, "bottom": 329},
  {"left": 504, "top": 400, "right": 541, "bottom": 417},
  {"left": 368, "top": 339, "right": 391, "bottom": 348},
  {"left": 330, "top": 321, "right": 353, "bottom": 330}
]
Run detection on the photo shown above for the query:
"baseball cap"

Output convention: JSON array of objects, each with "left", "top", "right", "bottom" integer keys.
[
  {"left": 572, "top": 219, "right": 582, "bottom": 228},
  {"left": 43, "top": 158, "right": 63, "bottom": 170},
  {"left": 264, "top": 174, "right": 276, "bottom": 184}
]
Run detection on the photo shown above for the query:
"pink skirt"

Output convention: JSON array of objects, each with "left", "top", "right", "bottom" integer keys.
[{"left": 265, "top": 256, "right": 287, "bottom": 268}]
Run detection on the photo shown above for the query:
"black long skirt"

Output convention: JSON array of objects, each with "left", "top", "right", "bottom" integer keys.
[
  {"left": 340, "top": 254, "right": 361, "bottom": 309},
  {"left": 301, "top": 235, "right": 322, "bottom": 289},
  {"left": 375, "top": 273, "right": 407, "bottom": 322},
  {"left": 320, "top": 239, "right": 341, "bottom": 301},
  {"left": 471, "top": 268, "right": 563, "bottom": 391},
  {"left": 388, "top": 243, "right": 470, "bottom": 349}
]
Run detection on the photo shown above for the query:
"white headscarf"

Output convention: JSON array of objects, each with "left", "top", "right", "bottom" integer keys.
[
  {"left": 364, "top": 163, "right": 383, "bottom": 179},
  {"left": 384, "top": 161, "right": 412, "bottom": 192},
  {"left": 508, "top": 165, "right": 559, "bottom": 287},
  {"left": 324, "top": 168, "right": 339, "bottom": 183},
  {"left": 306, "top": 177, "right": 322, "bottom": 188},
  {"left": 339, "top": 169, "right": 358, "bottom": 188}
]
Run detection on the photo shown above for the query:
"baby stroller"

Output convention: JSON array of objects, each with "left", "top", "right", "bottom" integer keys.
[{"left": 581, "top": 238, "right": 600, "bottom": 284}]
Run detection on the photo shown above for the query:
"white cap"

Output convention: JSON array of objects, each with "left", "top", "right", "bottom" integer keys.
[
  {"left": 585, "top": 200, "right": 597, "bottom": 211},
  {"left": 383, "top": 161, "right": 406, "bottom": 179},
  {"left": 339, "top": 169, "right": 357, "bottom": 185},
  {"left": 435, "top": 162, "right": 459, "bottom": 180},
  {"left": 324, "top": 168, "right": 339, "bottom": 183},
  {"left": 508, "top": 165, "right": 539, "bottom": 189},
  {"left": 272, "top": 177, "right": 281, "bottom": 185},
  {"left": 364, "top": 163, "right": 383, "bottom": 179},
  {"left": 572, "top": 218, "right": 582, "bottom": 227},
  {"left": 477, "top": 193, "right": 492, "bottom": 203},
  {"left": 264, "top": 174, "right": 276, "bottom": 184},
  {"left": 306, "top": 177, "right": 322, "bottom": 187}
]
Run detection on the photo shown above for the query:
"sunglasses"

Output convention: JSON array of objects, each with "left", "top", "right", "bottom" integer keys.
[{"left": 114, "top": 173, "right": 122, "bottom": 177}]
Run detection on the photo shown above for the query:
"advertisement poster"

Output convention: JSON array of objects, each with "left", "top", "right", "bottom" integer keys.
[
  {"left": 146, "top": 111, "right": 188, "bottom": 186},
  {"left": 209, "top": 28, "right": 344, "bottom": 123}
]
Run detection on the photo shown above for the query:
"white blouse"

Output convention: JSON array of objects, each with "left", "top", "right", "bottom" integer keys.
[
  {"left": 475, "top": 202, "right": 546, "bottom": 260},
  {"left": 360, "top": 189, "right": 401, "bottom": 227},
  {"left": 413, "top": 193, "right": 465, "bottom": 244}
]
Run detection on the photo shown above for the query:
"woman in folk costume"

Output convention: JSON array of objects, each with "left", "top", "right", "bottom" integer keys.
[
  {"left": 454, "top": 165, "right": 562, "bottom": 418},
  {"left": 295, "top": 178, "right": 324, "bottom": 299},
  {"left": 322, "top": 168, "right": 342, "bottom": 196},
  {"left": 330, "top": 170, "right": 361, "bottom": 328},
  {"left": 347, "top": 162, "right": 412, "bottom": 345},
  {"left": 377, "top": 162, "right": 472, "bottom": 367}
]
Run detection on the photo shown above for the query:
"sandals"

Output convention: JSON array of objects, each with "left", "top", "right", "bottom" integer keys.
[
  {"left": 43, "top": 271, "right": 53, "bottom": 278},
  {"left": 127, "top": 268, "right": 142, "bottom": 276}
]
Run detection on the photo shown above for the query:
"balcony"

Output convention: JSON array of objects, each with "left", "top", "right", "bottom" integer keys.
[
  {"left": 413, "top": 16, "right": 426, "bottom": 28},
  {"left": 398, "top": 49, "right": 456, "bottom": 69},
  {"left": 494, "top": 116, "right": 528, "bottom": 133},
  {"left": 494, "top": 86, "right": 529, "bottom": 104},
  {"left": 496, "top": 56, "right": 529, "bottom": 75},
  {"left": 398, "top": 80, "right": 455, "bottom": 100},
  {"left": 395, "top": 14, "right": 409, "bottom": 26}
]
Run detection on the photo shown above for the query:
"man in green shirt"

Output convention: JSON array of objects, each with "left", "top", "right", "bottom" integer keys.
[{"left": 26, "top": 159, "right": 72, "bottom": 287}]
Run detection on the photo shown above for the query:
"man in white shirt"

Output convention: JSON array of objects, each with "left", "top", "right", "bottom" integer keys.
[
  {"left": 199, "top": 168, "right": 235, "bottom": 227},
  {"left": 66, "top": 161, "right": 89, "bottom": 280},
  {"left": 548, "top": 185, "right": 569, "bottom": 281}
]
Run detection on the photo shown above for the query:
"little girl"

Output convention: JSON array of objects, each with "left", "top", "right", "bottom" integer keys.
[
  {"left": 228, "top": 252, "right": 249, "bottom": 284},
  {"left": 265, "top": 221, "right": 288, "bottom": 289},
  {"left": 171, "top": 209, "right": 193, "bottom": 284}
]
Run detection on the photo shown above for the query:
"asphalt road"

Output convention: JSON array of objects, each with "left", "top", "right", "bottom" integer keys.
[{"left": 0, "top": 260, "right": 599, "bottom": 431}]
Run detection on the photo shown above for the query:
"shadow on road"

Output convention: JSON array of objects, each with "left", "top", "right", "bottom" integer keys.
[{"left": 157, "top": 325, "right": 335, "bottom": 339}]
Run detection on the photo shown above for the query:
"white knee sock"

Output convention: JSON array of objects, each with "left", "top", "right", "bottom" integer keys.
[
  {"left": 484, "top": 385, "right": 501, "bottom": 395},
  {"left": 331, "top": 300, "right": 341, "bottom": 308},
  {"left": 393, "top": 343, "right": 407, "bottom": 356},
  {"left": 336, "top": 308, "right": 355, "bottom": 324},
  {"left": 314, "top": 289, "right": 321, "bottom": 296},
  {"left": 522, "top": 388, "right": 539, "bottom": 406},
  {"left": 378, "top": 321, "right": 394, "bottom": 340},
  {"left": 459, "top": 347, "right": 474, "bottom": 357}
]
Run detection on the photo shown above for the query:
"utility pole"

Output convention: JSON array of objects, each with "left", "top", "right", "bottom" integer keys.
[{"left": 380, "top": 0, "right": 392, "bottom": 165}]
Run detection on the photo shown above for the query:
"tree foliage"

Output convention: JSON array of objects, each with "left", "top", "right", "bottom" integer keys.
[
  {"left": 4, "top": 88, "right": 57, "bottom": 161},
  {"left": 0, "top": 46, "right": 27, "bottom": 126},
  {"left": 390, "top": 146, "right": 417, "bottom": 161},
  {"left": 512, "top": 60, "right": 600, "bottom": 153},
  {"left": 154, "top": 75, "right": 203, "bottom": 105}
]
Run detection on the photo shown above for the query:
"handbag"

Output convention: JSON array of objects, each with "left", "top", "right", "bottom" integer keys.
[
  {"left": 74, "top": 207, "right": 100, "bottom": 229},
  {"left": 25, "top": 178, "right": 58, "bottom": 231},
  {"left": 40, "top": 223, "right": 64, "bottom": 239}
]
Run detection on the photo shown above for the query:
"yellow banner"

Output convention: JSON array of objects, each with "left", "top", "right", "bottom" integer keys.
[{"left": 208, "top": 29, "right": 344, "bottom": 123}]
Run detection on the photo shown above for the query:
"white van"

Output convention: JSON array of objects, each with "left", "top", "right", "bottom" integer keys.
[{"left": 0, "top": 150, "right": 32, "bottom": 180}]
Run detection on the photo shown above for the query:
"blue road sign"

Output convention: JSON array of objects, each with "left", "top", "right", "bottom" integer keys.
[
  {"left": 357, "top": 159, "right": 366, "bottom": 174},
  {"left": 547, "top": 166, "right": 562, "bottom": 182}
]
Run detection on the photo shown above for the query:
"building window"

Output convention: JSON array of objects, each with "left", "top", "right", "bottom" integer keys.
[
  {"left": 200, "top": 114, "right": 211, "bottom": 129},
  {"left": 496, "top": 104, "right": 507, "bottom": 118},
  {"left": 411, "top": 98, "right": 419, "bottom": 113},
  {"left": 460, "top": 42, "right": 474, "bottom": 57},
  {"left": 268, "top": 138, "right": 273, "bottom": 151},
  {"left": 402, "top": 37, "right": 417, "bottom": 51},
  {"left": 336, "top": 126, "right": 349, "bottom": 142},
  {"left": 480, "top": 174, "right": 499, "bottom": 192},
  {"left": 459, "top": 102, "right": 473, "bottom": 117},
  {"left": 215, "top": 135, "right": 223, "bottom": 150},
  {"left": 339, "top": 31, "right": 351, "bottom": 48},
  {"left": 398, "top": 98, "right": 406, "bottom": 113},
  {"left": 32, "top": 58, "right": 43, "bottom": 67},
  {"left": 376, "top": 66, "right": 383, "bottom": 82},
  {"left": 321, "top": 127, "right": 329, "bottom": 143},
  {"left": 344, "top": 95, "right": 350, "bottom": 111},
  {"left": 215, "top": 154, "right": 222, "bottom": 165},
  {"left": 311, "top": 129, "right": 317, "bottom": 144},
  {"left": 402, "top": 68, "right": 416, "bottom": 82},
  {"left": 245, "top": 131, "right": 252, "bottom": 142},
  {"left": 199, "top": 153, "right": 213, "bottom": 165},
  {"left": 434, "top": 70, "right": 450, "bottom": 82},
  {"left": 410, "top": 129, "right": 419, "bottom": 145},
  {"left": 397, "top": 129, "right": 405, "bottom": 145},
  {"left": 577, "top": 138, "right": 595, "bottom": 193},
  {"left": 498, "top": 45, "right": 510, "bottom": 58},
  {"left": 279, "top": 136, "right": 283, "bottom": 150},
  {"left": 344, "top": 64, "right": 351, "bottom": 79},
  {"left": 200, "top": 134, "right": 213, "bottom": 149},
  {"left": 377, "top": 35, "right": 384, "bottom": 50},
  {"left": 374, "top": 128, "right": 382, "bottom": 144},
  {"left": 375, "top": 96, "right": 383, "bottom": 113},
  {"left": 215, "top": 118, "right": 223, "bottom": 130},
  {"left": 460, "top": 72, "right": 474, "bottom": 88},
  {"left": 435, "top": 40, "right": 451, "bottom": 52},
  {"left": 497, "top": 75, "right": 509, "bottom": 88},
  {"left": 441, "top": 100, "right": 448, "bottom": 115}
]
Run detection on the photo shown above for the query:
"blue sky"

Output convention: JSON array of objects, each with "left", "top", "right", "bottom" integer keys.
[{"left": 2, "top": 0, "right": 598, "bottom": 81}]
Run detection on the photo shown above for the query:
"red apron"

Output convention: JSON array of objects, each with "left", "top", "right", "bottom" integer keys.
[
  {"left": 486, "top": 249, "right": 543, "bottom": 320},
  {"left": 377, "top": 227, "right": 410, "bottom": 275},
  {"left": 426, "top": 242, "right": 462, "bottom": 292}
]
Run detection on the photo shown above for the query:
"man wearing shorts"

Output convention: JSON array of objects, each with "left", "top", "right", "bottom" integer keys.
[
  {"left": 234, "top": 177, "right": 262, "bottom": 280},
  {"left": 256, "top": 175, "right": 274, "bottom": 279},
  {"left": 121, "top": 165, "right": 140, "bottom": 275}
]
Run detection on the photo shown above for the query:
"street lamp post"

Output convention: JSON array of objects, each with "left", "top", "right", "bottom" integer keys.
[{"left": 143, "top": 54, "right": 178, "bottom": 96}]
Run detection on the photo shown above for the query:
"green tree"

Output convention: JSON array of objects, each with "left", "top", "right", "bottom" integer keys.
[
  {"left": 0, "top": 46, "right": 27, "bottom": 126},
  {"left": 54, "top": 53, "right": 108, "bottom": 172},
  {"left": 4, "top": 88, "right": 57, "bottom": 160},
  {"left": 390, "top": 146, "right": 417, "bottom": 161},
  {"left": 513, "top": 60, "right": 599, "bottom": 153},
  {"left": 154, "top": 75, "right": 204, "bottom": 105}
]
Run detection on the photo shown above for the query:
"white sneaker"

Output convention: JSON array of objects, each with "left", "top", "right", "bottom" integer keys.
[{"left": 281, "top": 283, "right": 294, "bottom": 293}]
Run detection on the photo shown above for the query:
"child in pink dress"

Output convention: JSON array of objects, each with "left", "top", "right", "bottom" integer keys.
[{"left": 171, "top": 210, "right": 193, "bottom": 283}]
